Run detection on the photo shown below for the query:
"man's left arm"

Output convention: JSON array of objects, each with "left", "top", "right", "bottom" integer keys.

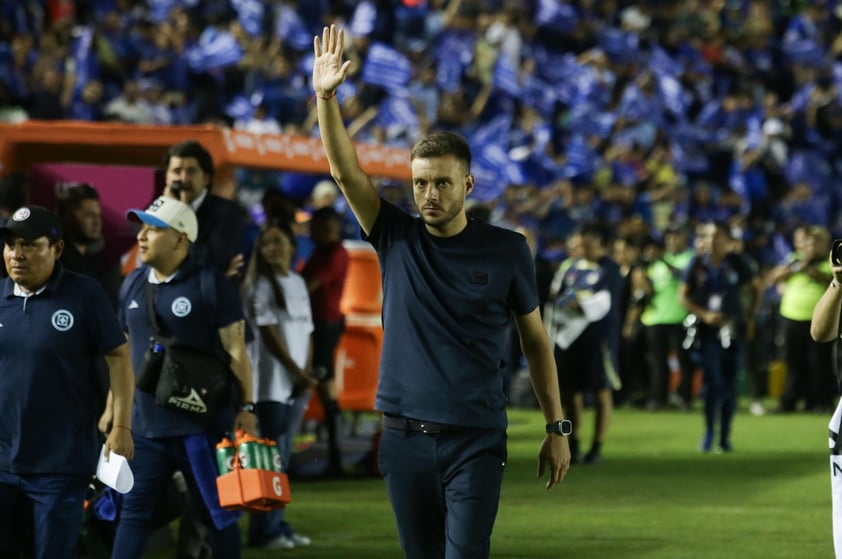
[
  {"left": 104, "top": 342, "right": 135, "bottom": 460},
  {"left": 218, "top": 319, "right": 258, "bottom": 436},
  {"left": 515, "top": 307, "right": 571, "bottom": 490}
]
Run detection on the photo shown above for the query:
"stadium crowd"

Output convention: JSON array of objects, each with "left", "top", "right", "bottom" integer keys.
[{"left": 1, "top": 0, "right": 840, "bottom": 405}]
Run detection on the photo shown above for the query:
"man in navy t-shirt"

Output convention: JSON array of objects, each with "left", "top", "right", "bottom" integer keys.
[
  {"left": 109, "top": 197, "right": 257, "bottom": 559},
  {"left": 314, "top": 25, "right": 570, "bottom": 559},
  {"left": 0, "top": 205, "right": 134, "bottom": 559},
  {"left": 680, "top": 222, "right": 758, "bottom": 453}
]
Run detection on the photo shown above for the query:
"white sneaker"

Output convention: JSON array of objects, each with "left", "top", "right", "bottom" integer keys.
[
  {"left": 750, "top": 401, "right": 766, "bottom": 417},
  {"left": 265, "top": 535, "right": 296, "bottom": 550},
  {"left": 290, "top": 533, "right": 312, "bottom": 547}
]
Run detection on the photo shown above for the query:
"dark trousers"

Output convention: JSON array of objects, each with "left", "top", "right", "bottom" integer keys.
[
  {"left": 378, "top": 425, "right": 507, "bottom": 559},
  {"left": 248, "top": 401, "right": 294, "bottom": 546},
  {"left": 313, "top": 319, "right": 346, "bottom": 471},
  {"left": 112, "top": 434, "right": 240, "bottom": 559},
  {"left": 699, "top": 335, "right": 739, "bottom": 441},
  {"left": 0, "top": 471, "right": 88, "bottom": 559},
  {"left": 645, "top": 323, "right": 694, "bottom": 406},
  {"left": 780, "top": 318, "right": 836, "bottom": 411},
  {"left": 312, "top": 319, "right": 345, "bottom": 375}
]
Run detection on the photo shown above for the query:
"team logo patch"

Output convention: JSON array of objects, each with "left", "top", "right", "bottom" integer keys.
[
  {"left": 12, "top": 208, "right": 30, "bottom": 221},
  {"left": 51, "top": 310, "right": 74, "bottom": 331},
  {"left": 171, "top": 297, "right": 192, "bottom": 317}
]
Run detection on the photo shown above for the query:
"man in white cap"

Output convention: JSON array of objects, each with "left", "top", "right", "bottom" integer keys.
[{"left": 109, "top": 197, "right": 257, "bottom": 559}]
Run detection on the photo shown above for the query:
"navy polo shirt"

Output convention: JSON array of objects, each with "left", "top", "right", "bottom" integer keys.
[
  {"left": 364, "top": 199, "right": 538, "bottom": 429},
  {"left": 683, "top": 253, "right": 753, "bottom": 328},
  {"left": 119, "top": 260, "right": 244, "bottom": 438},
  {"left": 0, "top": 267, "right": 125, "bottom": 476}
]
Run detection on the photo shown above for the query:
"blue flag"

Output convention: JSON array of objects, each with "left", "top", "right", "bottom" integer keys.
[
  {"left": 492, "top": 53, "right": 521, "bottom": 97},
  {"left": 535, "top": 0, "right": 579, "bottom": 32},
  {"left": 232, "top": 0, "right": 263, "bottom": 37},
  {"left": 362, "top": 43, "right": 411, "bottom": 93},
  {"left": 276, "top": 5, "right": 312, "bottom": 51},
  {"left": 186, "top": 27, "right": 243, "bottom": 73},
  {"left": 349, "top": 1, "right": 377, "bottom": 37},
  {"left": 376, "top": 95, "right": 419, "bottom": 140}
]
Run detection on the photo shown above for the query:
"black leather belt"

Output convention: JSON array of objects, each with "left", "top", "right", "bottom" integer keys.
[{"left": 382, "top": 414, "right": 464, "bottom": 434}]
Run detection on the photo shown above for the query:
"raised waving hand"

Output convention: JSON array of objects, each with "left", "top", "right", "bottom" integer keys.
[{"left": 313, "top": 25, "right": 352, "bottom": 97}]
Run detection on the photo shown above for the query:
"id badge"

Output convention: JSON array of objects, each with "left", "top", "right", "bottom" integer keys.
[{"left": 708, "top": 294, "right": 722, "bottom": 311}]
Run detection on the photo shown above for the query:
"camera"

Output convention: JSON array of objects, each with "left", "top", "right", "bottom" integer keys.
[
  {"left": 169, "top": 179, "right": 184, "bottom": 198},
  {"left": 833, "top": 239, "right": 842, "bottom": 266}
]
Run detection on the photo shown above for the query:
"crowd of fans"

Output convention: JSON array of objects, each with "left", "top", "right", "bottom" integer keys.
[
  {"left": 2, "top": 0, "right": 842, "bottom": 257},
  {"left": 2, "top": 0, "right": 842, "bottom": 411}
]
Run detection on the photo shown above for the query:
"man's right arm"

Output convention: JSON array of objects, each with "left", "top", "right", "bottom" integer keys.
[{"left": 314, "top": 25, "right": 381, "bottom": 235}]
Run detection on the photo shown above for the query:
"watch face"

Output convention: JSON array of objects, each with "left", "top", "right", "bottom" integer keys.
[
  {"left": 560, "top": 420, "right": 572, "bottom": 435},
  {"left": 548, "top": 420, "right": 573, "bottom": 435}
]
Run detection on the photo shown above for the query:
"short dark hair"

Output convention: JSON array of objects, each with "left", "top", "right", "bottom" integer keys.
[
  {"left": 164, "top": 140, "right": 214, "bottom": 178},
  {"left": 410, "top": 132, "right": 472, "bottom": 171},
  {"left": 56, "top": 183, "right": 100, "bottom": 218}
]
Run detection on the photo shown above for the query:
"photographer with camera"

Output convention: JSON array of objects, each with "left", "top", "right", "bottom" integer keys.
[
  {"left": 769, "top": 226, "right": 834, "bottom": 413},
  {"left": 808, "top": 234, "right": 842, "bottom": 559}
]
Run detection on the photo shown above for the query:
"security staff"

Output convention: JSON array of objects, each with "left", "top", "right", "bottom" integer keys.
[
  {"left": 110, "top": 197, "right": 257, "bottom": 559},
  {"left": 680, "top": 222, "right": 759, "bottom": 453},
  {"left": 0, "top": 205, "right": 134, "bottom": 559}
]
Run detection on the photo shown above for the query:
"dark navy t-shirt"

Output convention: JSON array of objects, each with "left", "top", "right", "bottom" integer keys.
[
  {"left": 119, "top": 261, "right": 244, "bottom": 438},
  {"left": 0, "top": 268, "right": 125, "bottom": 475},
  {"left": 364, "top": 199, "right": 539, "bottom": 429}
]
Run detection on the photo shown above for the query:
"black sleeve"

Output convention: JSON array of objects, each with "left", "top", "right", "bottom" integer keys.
[{"left": 362, "top": 198, "right": 414, "bottom": 254}]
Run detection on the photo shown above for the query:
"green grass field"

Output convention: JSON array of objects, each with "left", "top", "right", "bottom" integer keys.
[{"left": 149, "top": 403, "right": 835, "bottom": 558}]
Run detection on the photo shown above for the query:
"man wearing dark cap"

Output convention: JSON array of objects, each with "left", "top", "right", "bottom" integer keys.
[
  {"left": 110, "top": 196, "right": 257, "bottom": 559},
  {"left": 0, "top": 205, "right": 135, "bottom": 559}
]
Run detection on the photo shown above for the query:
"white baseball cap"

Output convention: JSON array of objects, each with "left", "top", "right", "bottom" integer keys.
[{"left": 126, "top": 196, "right": 198, "bottom": 242}]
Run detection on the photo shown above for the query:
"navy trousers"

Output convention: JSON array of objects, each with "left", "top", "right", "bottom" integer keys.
[
  {"left": 378, "top": 425, "right": 507, "bottom": 559},
  {"left": 699, "top": 335, "right": 739, "bottom": 441},
  {"left": 0, "top": 471, "right": 88, "bottom": 559},
  {"left": 111, "top": 434, "right": 240, "bottom": 559}
]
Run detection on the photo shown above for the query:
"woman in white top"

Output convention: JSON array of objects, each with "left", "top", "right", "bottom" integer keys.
[{"left": 243, "top": 220, "right": 316, "bottom": 550}]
